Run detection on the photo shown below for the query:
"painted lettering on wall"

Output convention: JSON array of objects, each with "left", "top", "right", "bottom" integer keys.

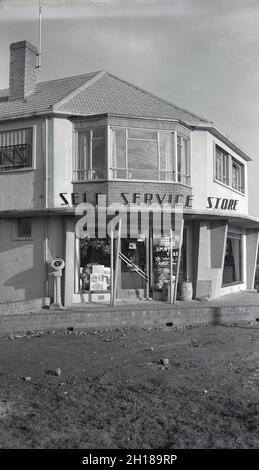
[
  {"left": 59, "top": 193, "right": 239, "bottom": 212},
  {"left": 207, "top": 197, "right": 238, "bottom": 211},
  {"left": 59, "top": 192, "right": 194, "bottom": 207},
  {"left": 120, "top": 193, "right": 193, "bottom": 207}
]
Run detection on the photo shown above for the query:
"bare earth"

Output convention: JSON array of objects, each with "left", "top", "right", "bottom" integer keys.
[{"left": 0, "top": 322, "right": 258, "bottom": 449}]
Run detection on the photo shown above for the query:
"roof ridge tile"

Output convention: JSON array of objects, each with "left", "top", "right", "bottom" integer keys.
[{"left": 53, "top": 70, "right": 106, "bottom": 110}]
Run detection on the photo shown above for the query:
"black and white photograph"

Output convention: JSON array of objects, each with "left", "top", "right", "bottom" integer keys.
[{"left": 0, "top": 0, "right": 258, "bottom": 461}]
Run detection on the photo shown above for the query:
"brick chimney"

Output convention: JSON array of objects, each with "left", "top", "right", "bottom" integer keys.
[{"left": 9, "top": 41, "right": 38, "bottom": 100}]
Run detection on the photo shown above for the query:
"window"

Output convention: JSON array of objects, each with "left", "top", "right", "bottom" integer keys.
[
  {"left": 0, "top": 128, "right": 33, "bottom": 171},
  {"left": 232, "top": 158, "right": 244, "bottom": 193},
  {"left": 111, "top": 127, "right": 175, "bottom": 181},
  {"left": 79, "top": 239, "right": 111, "bottom": 292},
  {"left": 222, "top": 233, "right": 242, "bottom": 285},
  {"left": 16, "top": 218, "right": 32, "bottom": 239},
  {"left": 177, "top": 135, "right": 190, "bottom": 185},
  {"left": 214, "top": 145, "right": 245, "bottom": 194},
  {"left": 215, "top": 145, "right": 229, "bottom": 185},
  {"left": 74, "top": 128, "right": 106, "bottom": 180}
]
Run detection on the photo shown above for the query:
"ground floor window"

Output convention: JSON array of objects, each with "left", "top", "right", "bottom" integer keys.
[
  {"left": 222, "top": 233, "right": 242, "bottom": 285},
  {"left": 79, "top": 239, "right": 111, "bottom": 292},
  {"left": 77, "top": 229, "right": 187, "bottom": 301}
]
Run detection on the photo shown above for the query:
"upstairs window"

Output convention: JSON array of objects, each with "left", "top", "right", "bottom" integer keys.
[
  {"left": 74, "top": 128, "right": 106, "bottom": 181},
  {"left": 215, "top": 145, "right": 229, "bottom": 185},
  {"left": 214, "top": 144, "right": 245, "bottom": 194},
  {"left": 177, "top": 135, "right": 190, "bottom": 185},
  {"left": 232, "top": 158, "right": 244, "bottom": 193},
  {"left": 111, "top": 127, "right": 175, "bottom": 181},
  {"left": 0, "top": 128, "right": 33, "bottom": 171}
]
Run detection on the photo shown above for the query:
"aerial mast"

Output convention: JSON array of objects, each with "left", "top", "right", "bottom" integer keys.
[{"left": 36, "top": 0, "right": 42, "bottom": 78}]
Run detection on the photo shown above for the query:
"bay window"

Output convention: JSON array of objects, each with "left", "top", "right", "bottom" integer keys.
[
  {"left": 0, "top": 128, "right": 33, "bottom": 171},
  {"left": 74, "top": 125, "right": 192, "bottom": 184}
]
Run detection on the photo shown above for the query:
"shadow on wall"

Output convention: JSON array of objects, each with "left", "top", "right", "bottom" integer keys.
[{"left": 0, "top": 224, "right": 46, "bottom": 302}]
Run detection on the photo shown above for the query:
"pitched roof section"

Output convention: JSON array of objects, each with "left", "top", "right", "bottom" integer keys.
[
  {"left": 0, "top": 71, "right": 101, "bottom": 119},
  {"left": 0, "top": 70, "right": 210, "bottom": 124},
  {"left": 54, "top": 72, "right": 211, "bottom": 124}
]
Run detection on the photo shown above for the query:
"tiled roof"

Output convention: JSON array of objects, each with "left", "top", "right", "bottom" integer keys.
[
  {"left": 0, "top": 70, "right": 210, "bottom": 124},
  {"left": 0, "top": 71, "right": 101, "bottom": 118},
  {"left": 54, "top": 72, "right": 211, "bottom": 124}
]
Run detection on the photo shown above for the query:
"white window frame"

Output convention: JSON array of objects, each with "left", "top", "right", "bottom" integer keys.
[
  {"left": 74, "top": 127, "right": 107, "bottom": 181},
  {"left": 214, "top": 143, "right": 245, "bottom": 195},
  {"left": 215, "top": 145, "right": 229, "bottom": 185},
  {"left": 176, "top": 132, "right": 191, "bottom": 186},
  {"left": 109, "top": 126, "right": 181, "bottom": 184},
  {"left": 232, "top": 158, "right": 244, "bottom": 193}
]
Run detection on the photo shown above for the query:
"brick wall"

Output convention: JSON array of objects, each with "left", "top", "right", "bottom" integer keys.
[
  {"left": 73, "top": 181, "right": 192, "bottom": 206},
  {"left": 0, "top": 304, "right": 256, "bottom": 334},
  {"left": 9, "top": 41, "right": 37, "bottom": 100}
]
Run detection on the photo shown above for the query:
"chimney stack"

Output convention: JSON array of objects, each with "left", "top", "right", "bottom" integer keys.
[{"left": 9, "top": 41, "right": 37, "bottom": 100}]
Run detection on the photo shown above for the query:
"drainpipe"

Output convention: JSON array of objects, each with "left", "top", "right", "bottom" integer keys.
[{"left": 44, "top": 117, "right": 49, "bottom": 298}]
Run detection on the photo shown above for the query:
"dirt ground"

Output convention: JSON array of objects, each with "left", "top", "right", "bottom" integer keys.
[{"left": 0, "top": 322, "right": 258, "bottom": 449}]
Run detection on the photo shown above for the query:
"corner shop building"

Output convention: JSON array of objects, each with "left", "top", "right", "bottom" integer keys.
[{"left": 0, "top": 40, "right": 259, "bottom": 307}]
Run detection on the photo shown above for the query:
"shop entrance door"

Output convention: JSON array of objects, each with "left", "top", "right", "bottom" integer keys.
[
  {"left": 119, "top": 237, "right": 149, "bottom": 299},
  {"left": 118, "top": 230, "right": 185, "bottom": 302}
]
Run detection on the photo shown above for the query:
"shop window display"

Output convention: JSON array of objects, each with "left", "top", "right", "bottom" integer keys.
[{"left": 79, "top": 239, "right": 111, "bottom": 292}]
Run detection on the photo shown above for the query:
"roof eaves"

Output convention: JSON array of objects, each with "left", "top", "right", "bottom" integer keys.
[
  {"left": 53, "top": 70, "right": 106, "bottom": 110},
  {"left": 192, "top": 123, "right": 253, "bottom": 161},
  {"left": 0, "top": 108, "right": 54, "bottom": 122}
]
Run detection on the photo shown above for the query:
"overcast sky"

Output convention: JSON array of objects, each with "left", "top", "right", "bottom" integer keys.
[{"left": 0, "top": 0, "right": 259, "bottom": 216}]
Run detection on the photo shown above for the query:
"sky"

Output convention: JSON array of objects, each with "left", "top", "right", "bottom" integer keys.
[{"left": 0, "top": 0, "right": 259, "bottom": 216}]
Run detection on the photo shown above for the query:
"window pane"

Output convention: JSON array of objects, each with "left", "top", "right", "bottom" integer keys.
[
  {"left": 159, "top": 132, "right": 175, "bottom": 181},
  {"left": 92, "top": 138, "right": 106, "bottom": 178},
  {"left": 215, "top": 146, "right": 229, "bottom": 184},
  {"left": 177, "top": 137, "right": 182, "bottom": 178},
  {"left": 17, "top": 218, "right": 32, "bottom": 238},
  {"left": 177, "top": 136, "right": 190, "bottom": 184},
  {"left": 222, "top": 236, "right": 242, "bottom": 285},
  {"left": 0, "top": 128, "right": 32, "bottom": 170},
  {"left": 77, "top": 133, "right": 90, "bottom": 169},
  {"left": 128, "top": 169, "right": 158, "bottom": 180},
  {"left": 215, "top": 149, "right": 222, "bottom": 181},
  {"left": 232, "top": 159, "right": 243, "bottom": 192},
  {"left": 111, "top": 128, "right": 126, "bottom": 169},
  {"left": 128, "top": 140, "right": 158, "bottom": 171},
  {"left": 79, "top": 239, "right": 111, "bottom": 292},
  {"left": 92, "top": 128, "right": 105, "bottom": 139},
  {"left": 128, "top": 129, "right": 157, "bottom": 140}
]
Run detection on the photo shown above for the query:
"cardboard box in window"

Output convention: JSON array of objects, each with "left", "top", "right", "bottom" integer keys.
[
  {"left": 92, "top": 265, "right": 105, "bottom": 275},
  {"left": 103, "top": 267, "right": 110, "bottom": 276},
  {"left": 90, "top": 273, "right": 103, "bottom": 291}
]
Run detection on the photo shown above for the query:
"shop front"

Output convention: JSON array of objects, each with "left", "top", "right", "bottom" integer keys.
[
  {"left": 75, "top": 226, "right": 188, "bottom": 304},
  {"left": 59, "top": 182, "right": 259, "bottom": 307}
]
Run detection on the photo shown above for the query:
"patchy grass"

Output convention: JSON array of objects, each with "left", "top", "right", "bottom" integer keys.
[{"left": 0, "top": 324, "right": 258, "bottom": 448}]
